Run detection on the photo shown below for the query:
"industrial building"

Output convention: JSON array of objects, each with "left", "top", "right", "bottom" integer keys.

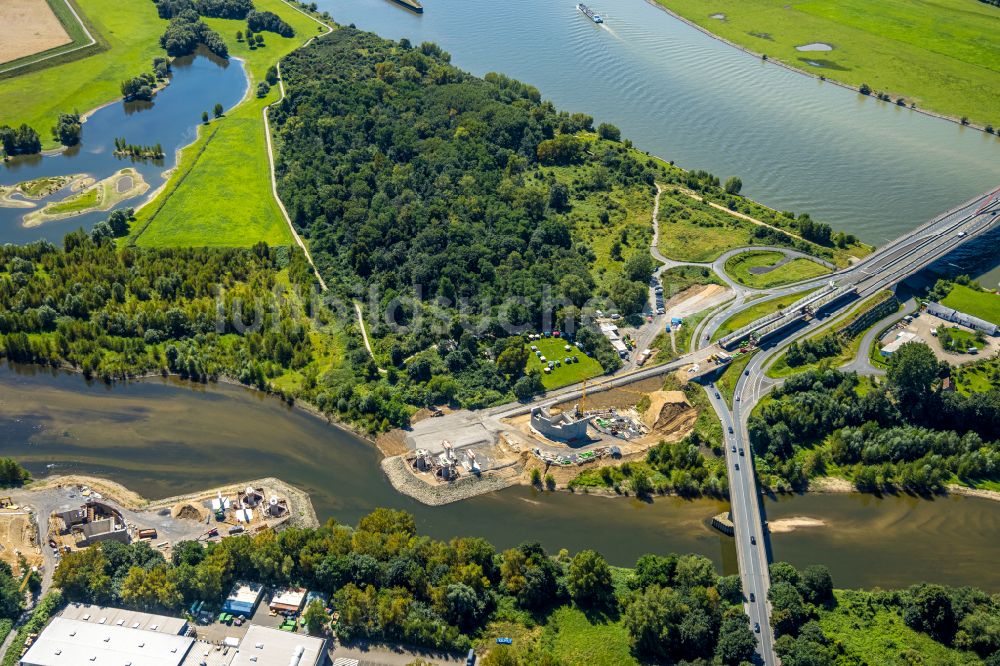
[
  {"left": 926, "top": 301, "right": 999, "bottom": 336},
  {"left": 19, "top": 612, "right": 193, "bottom": 666},
  {"left": 230, "top": 625, "right": 326, "bottom": 666},
  {"left": 269, "top": 587, "right": 307, "bottom": 614},
  {"left": 530, "top": 406, "right": 591, "bottom": 441},
  {"left": 880, "top": 331, "right": 919, "bottom": 356},
  {"left": 221, "top": 581, "right": 264, "bottom": 617}
]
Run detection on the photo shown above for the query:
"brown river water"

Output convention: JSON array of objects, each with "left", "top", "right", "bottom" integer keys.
[{"left": 2, "top": 363, "right": 998, "bottom": 590}]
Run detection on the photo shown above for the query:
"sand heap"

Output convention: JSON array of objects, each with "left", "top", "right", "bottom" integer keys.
[{"left": 642, "top": 390, "right": 697, "bottom": 436}]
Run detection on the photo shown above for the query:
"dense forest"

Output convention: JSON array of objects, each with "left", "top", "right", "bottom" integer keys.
[{"left": 749, "top": 343, "right": 1000, "bottom": 492}]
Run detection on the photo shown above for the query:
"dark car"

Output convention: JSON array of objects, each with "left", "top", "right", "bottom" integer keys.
[
  {"left": 728, "top": 426, "right": 734, "bottom": 434},
  {"left": 744, "top": 370, "right": 750, "bottom": 376},
  {"left": 735, "top": 463, "right": 740, "bottom": 471},
  {"left": 739, "top": 448, "right": 745, "bottom": 456},
  {"left": 731, "top": 445, "right": 736, "bottom": 453},
  {"left": 715, "top": 392, "right": 721, "bottom": 399},
  {"left": 467, "top": 648, "right": 477, "bottom": 665},
  {"left": 750, "top": 535, "right": 756, "bottom": 545},
  {"left": 754, "top": 622, "right": 760, "bottom": 633},
  {"left": 749, "top": 592, "right": 755, "bottom": 602}
]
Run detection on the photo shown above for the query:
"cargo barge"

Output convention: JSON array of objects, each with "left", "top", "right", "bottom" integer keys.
[
  {"left": 388, "top": 0, "right": 423, "bottom": 13},
  {"left": 577, "top": 3, "right": 603, "bottom": 23}
]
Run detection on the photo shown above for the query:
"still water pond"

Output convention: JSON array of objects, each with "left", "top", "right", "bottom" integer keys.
[
  {"left": 317, "top": 0, "right": 1000, "bottom": 245},
  {"left": 0, "top": 50, "right": 247, "bottom": 244},
  {"left": 3, "top": 363, "right": 999, "bottom": 591}
]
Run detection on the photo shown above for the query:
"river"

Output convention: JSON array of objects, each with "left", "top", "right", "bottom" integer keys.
[
  {"left": 315, "top": 0, "right": 1000, "bottom": 247},
  {"left": 3, "top": 363, "right": 1000, "bottom": 591},
  {"left": 0, "top": 49, "right": 247, "bottom": 244}
]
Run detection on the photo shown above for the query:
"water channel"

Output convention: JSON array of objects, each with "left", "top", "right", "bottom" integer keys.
[
  {"left": 0, "top": 49, "right": 247, "bottom": 244},
  {"left": 3, "top": 363, "right": 1000, "bottom": 591}
]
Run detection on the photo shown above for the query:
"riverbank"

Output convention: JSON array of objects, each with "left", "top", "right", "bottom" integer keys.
[
  {"left": 644, "top": 0, "right": 1000, "bottom": 133},
  {"left": 807, "top": 475, "right": 1000, "bottom": 504}
]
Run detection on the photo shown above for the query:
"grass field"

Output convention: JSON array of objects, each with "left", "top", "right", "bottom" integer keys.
[
  {"left": 539, "top": 607, "right": 637, "bottom": 665},
  {"left": 712, "top": 289, "right": 819, "bottom": 342},
  {"left": 0, "top": 0, "right": 165, "bottom": 150},
  {"left": 953, "top": 355, "right": 1000, "bottom": 394},
  {"left": 525, "top": 338, "right": 605, "bottom": 390},
  {"left": 130, "top": 0, "right": 322, "bottom": 247},
  {"left": 656, "top": 0, "right": 1000, "bottom": 126},
  {"left": 941, "top": 283, "right": 1000, "bottom": 325},
  {"left": 657, "top": 190, "right": 755, "bottom": 262},
  {"left": 724, "top": 250, "right": 830, "bottom": 289},
  {"left": 819, "top": 590, "right": 982, "bottom": 665}
]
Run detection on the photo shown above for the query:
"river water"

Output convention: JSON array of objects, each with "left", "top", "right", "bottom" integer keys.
[
  {"left": 4, "top": 363, "right": 1000, "bottom": 591},
  {"left": 0, "top": 49, "right": 247, "bottom": 244},
  {"left": 316, "top": 0, "right": 1000, "bottom": 247}
]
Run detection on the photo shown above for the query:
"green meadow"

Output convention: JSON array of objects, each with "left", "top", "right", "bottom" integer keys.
[
  {"left": 525, "top": 338, "right": 605, "bottom": 390},
  {"left": 130, "top": 0, "right": 323, "bottom": 247},
  {"left": 656, "top": 0, "right": 1000, "bottom": 127},
  {"left": 712, "top": 288, "right": 820, "bottom": 342},
  {"left": 941, "top": 283, "right": 1000, "bottom": 325}
]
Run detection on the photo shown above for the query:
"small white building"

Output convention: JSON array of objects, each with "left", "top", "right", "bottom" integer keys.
[
  {"left": 269, "top": 587, "right": 307, "bottom": 614},
  {"left": 880, "top": 331, "right": 919, "bottom": 356}
]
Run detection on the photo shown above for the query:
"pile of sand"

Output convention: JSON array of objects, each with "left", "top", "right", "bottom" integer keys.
[{"left": 642, "top": 390, "right": 697, "bottom": 435}]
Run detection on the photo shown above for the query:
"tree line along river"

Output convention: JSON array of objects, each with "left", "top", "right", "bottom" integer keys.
[{"left": 3, "top": 363, "right": 1000, "bottom": 592}]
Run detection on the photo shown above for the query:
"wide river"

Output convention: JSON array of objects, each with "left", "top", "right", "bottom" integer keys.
[
  {"left": 4, "top": 364, "right": 1000, "bottom": 591},
  {"left": 317, "top": 0, "right": 1000, "bottom": 246}
]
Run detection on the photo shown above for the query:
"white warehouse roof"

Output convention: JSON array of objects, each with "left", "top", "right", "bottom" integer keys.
[
  {"left": 230, "top": 625, "right": 326, "bottom": 666},
  {"left": 20, "top": 616, "right": 193, "bottom": 666}
]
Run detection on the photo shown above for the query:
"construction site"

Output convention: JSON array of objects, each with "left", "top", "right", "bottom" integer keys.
[
  {"left": 0, "top": 495, "right": 42, "bottom": 585},
  {"left": 384, "top": 375, "right": 700, "bottom": 505}
]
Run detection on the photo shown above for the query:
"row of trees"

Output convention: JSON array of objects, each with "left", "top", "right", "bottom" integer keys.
[
  {"left": 50, "top": 506, "right": 757, "bottom": 663},
  {"left": 152, "top": 0, "right": 253, "bottom": 19},
  {"left": 246, "top": 9, "right": 294, "bottom": 37},
  {"left": 113, "top": 137, "right": 165, "bottom": 159},
  {"left": 749, "top": 343, "right": 1000, "bottom": 492}
]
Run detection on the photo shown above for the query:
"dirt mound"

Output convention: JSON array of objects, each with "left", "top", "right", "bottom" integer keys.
[
  {"left": 171, "top": 503, "right": 206, "bottom": 521},
  {"left": 642, "top": 390, "right": 697, "bottom": 436}
]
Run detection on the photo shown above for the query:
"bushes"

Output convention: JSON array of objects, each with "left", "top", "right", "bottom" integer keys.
[
  {"left": 0, "top": 592, "right": 63, "bottom": 666},
  {"left": 52, "top": 112, "right": 82, "bottom": 146}
]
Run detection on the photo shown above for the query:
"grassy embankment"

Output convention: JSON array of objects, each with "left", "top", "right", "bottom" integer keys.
[
  {"left": 724, "top": 249, "right": 830, "bottom": 289},
  {"left": 941, "top": 283, "right": 1000, "bottom": 325},
  {"left": 655, "top": 0, "right": 1000, "bottom": 128},
  {"left": 655, "top": 187, "right": 865, "bottom": 267},
  {"left": 0, "top": 0, "right": 165, "bottom": 150},
  {"left": 0, "top": 0, "right": 97, "bottom": 74},
  {"left": 716, "top": 352, "right": 754, "bottom": 406},
  {"left": 711, "top": 288, "right": 820, "bottom": 342},
  {"left": 130, "top": 0, "right": 322, "bottom": 247},
  {"left": 525, "top": 338, "right": 604, "bottom": 391},
  {"left": 767, "top": 291, "right": 899, "bottom": 378}
]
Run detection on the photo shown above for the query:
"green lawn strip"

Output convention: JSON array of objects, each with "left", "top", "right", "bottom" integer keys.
[
  {"left": 941, "top": 283, "right": 1000, "bottom": 326},
  {"left": 46, "top": 186, "right": 99, "bottom": 214},
  {"left": 724, "top": 250, "right": 830, "bottom": 289},
  {"left": 716, "top": 352, "right": 754, "bottom": 407},
  {"left": 131, "top": 0, "right": 320, "bottom": 246},
  {"left": 767, "top": 291, "right": 901, "bottom": 378},
  {"left": 819, "top": 589, "right": 982, "bottom": 666},
  {"left": 655, "top": 0, "right": 1000, "bottom": 126},
  {"left": 675, "top": 303, "right": 724, "bottom": 356},
  {"left": 525, "top": 338, "right": 604, "bottom": 390},
  {"left": 539, "top": 606, "right": 638, "bottom": 666},
  {"left": 711, "top": 288, "right": 820, "bottom": 342},
  {"left": 0, "top": 0, "right": 166, "bottom": 150}
]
